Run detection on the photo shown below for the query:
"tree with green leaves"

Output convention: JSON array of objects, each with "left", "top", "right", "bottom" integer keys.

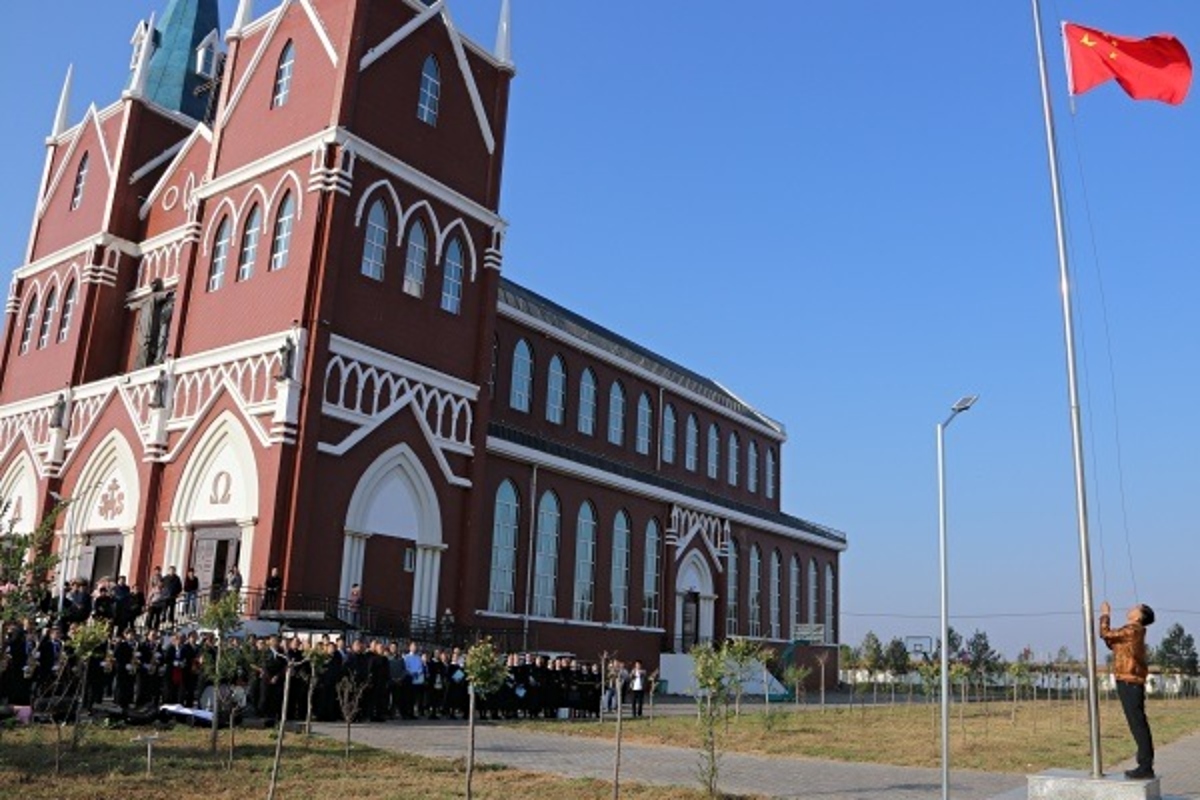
[
  {"left": 199, "top": 590, "right": 243, "bottom": 758},
  {"left": 859, "top": 631, "right": 884, "bottom": 704},
  {"left": 463, "top": 639, "right": 507, "bottom": 800},
  {"left": 782, "top": 663, "right": 811, "bottom": 706},
  {"left": 884, "top": 637, "right": 910, "bottom": 703},
  {"left": 1155, "top": 623, "right": 1199, "bottom": 677},
  {"left": 723, "top": 638, "right": 765, "bottom": 718},
  {"left": 0, "top": 498, "right": 68, "bottom": 627},
  {"left": 690, "top": 641, "right": 728, "bottom": 799}
]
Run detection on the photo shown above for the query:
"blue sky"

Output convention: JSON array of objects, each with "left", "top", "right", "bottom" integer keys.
[{"left": 2, "top": 2, "right": 1198, "bottom": 660}]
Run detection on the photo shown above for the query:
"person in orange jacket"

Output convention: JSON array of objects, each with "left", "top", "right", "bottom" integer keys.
[{"left": 1100, "top": 600, "right": 1156, "bottom": 780}]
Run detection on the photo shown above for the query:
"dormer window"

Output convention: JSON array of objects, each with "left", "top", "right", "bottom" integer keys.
[
  {"left": 130, "top": 20, "right": 151, "bottom": 70},
  {"left": 417, "top": 56, "right": 440, "bottom": 126},
  {"left": 195, "top": 29, "right": 220, "bottom": 79},
  {"left": 70, "top": 152, "right": 89, "bottom": 212}
]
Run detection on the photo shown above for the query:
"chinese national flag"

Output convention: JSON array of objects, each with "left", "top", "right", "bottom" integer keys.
[{"left": 1064, "top": 23, "right": 1192, "bottom": 105}]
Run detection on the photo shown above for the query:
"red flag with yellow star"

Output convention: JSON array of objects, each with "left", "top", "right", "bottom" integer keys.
[{"left": 1063, "top": 23, "right": 1192, "bottom": 105}]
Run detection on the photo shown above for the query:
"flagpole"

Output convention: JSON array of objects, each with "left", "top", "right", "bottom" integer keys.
[{"left": 1030, "top": 0, "right": 1104, "bottom": 779}]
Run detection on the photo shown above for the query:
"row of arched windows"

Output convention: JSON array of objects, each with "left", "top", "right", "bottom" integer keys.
[
  {"left": 507, "top": 339, "right": 779, "bottom": 498},
  {"left": 17, "top": 280, "right": 79, "bottom": 355},
  {"left": 207, "top": 193, "right": 295, "bottom": 292},
  {"left": 488, "top": 481, "right": 664, "bottom": 629},
  {"left": 726, "top": 541, "right": 835, "bottom": 642},
  {"left": 357, "top": 200, "right": 465, "bottom": 314}
]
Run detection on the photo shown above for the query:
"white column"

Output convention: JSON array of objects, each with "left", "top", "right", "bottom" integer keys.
[
  {"left": 699, "top": 594, "right": 716, "bottom": 643},
  {"left": 412, "top": 544, "right": 445, "bottom": 621},
  {"left": 340, "top": 530, "right": 370, "bottom": 601}
]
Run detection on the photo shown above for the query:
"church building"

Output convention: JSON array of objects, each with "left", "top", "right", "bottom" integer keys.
[{"left": 0, "top": 0, "right": 846, "bottom": 668}]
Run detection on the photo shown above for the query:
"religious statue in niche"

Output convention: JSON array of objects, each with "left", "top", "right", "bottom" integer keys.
[
  {"left": 133, "top": 279, "right": 175, "bottom": 370},
  {"left": 276, "top": 337, "right": 295, "bottom": 382},
  {"left": 149, "top": 370, "right": 169, "bottom": 410},
  {"left": 50, "top": 393, "right": 67, "bottom": 429}
]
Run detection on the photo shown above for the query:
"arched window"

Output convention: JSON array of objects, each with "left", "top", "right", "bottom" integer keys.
[
  {"left": 272, "top": 41, "right": 295, "bottom": 108},
  {"left": 643, "top": 519, "right": 661, "bottom": 628},
  {"left": 402, "top": 219, "right": 427, "bottom": 297},
  {"left": 488, "top": 480, "right": 520, "bottom": 613},
  {"left": 546, "top": 355, "right": 566, "bottom": 424},
  {"left": 417, "top": 55, "right": 441, "bottom": 125},
  {"left": 748, "top": 544, "right": 762, "bottom": 637},
  {"left": 70, "top": 152, "right": 89, "bottom": 211},
  {"left": 18, "top": 293, "right": 39, "bottom": 355},
  {"left": 725, "top": 538, "right": 739, "bottom": 635},
  {"left": 208, "top": 216, "right": 231, "bottom": 291},
  {"left": 789, "top": 555, "right": 801, "bottom": 639},
  {"left": 661, "top": 404, "right": 677, "bottom": 464},
  {"left": 808, "top": 558, "right": 819, "bottom": 626},
  {"left": 825, "top": 564, "right": 836, "bottom": 644},
  {"left": 611, "top": 510, "right": 631, "bottom": 625},
  {"left": 578, "top": 368, "right": 597, "bottom": 435},
  {"left": 269, "top": 192, "right": 295, "bottom": 271},
  {"left": 748, "top": 441, "right": 759, "bottom": 493},
  {"left": 509, "top": 339, "right": 533, "bottom": 412},
  {"left": 360, "top": 200, "right": 388, "bottom": 280},
  {"left": 57, "top": 281, "right": 77, "bottom": 343},
  {"left": 440, "top": 237, "right": 464, "bottom": 314},
  {"left": 532, "top": 492, "right": 560, "bottom": 618},
  {"left": 37, "top": 288, "right": 58, "bottom": 349},
  {"left": 728, "top": 432, "right": 740, "bottom": 486},
  {"left": 769, "top": 550, "right": 781, "bottom": 639},
  {"left": 635, "top": 393, "right": 652, "bottom": 455},
  {"left": 766, "top": 448, "right": 777, "bottom": 500},
  {"left": 607, "top": 382, "right": 626, "bottom": 445},
  {"left": 684, "top": 414, "right": 698, "bottom": 471},
  {"left": 707, "top": 423, "right": 720, "bottom": 479},
  {"left": 572, "top": 502, "right": 596, "bottom": 621},
  {"left": 237, "top": 204, "right": 262, "bottom": 281}
]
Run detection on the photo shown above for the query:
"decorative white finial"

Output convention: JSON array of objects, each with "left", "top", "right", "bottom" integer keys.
[
  {"left": 229, "top": 0, "right": 254, "bottom": 38},
  {"left": 494, "top": 0, "right": 512, "bottom": 66},
  {"left": 129, "top": 12, "right": 157, "bottom": 98},
  {"left": 51, "top": 64, "right": 74, "bottom": 139}
]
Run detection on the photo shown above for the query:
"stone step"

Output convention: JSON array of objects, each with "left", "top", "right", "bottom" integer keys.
[{"left": 1026, "top": 770, "right": 1161, "bottom": 800}]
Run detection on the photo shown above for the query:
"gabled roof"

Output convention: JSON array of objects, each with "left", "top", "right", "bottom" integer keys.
[{"left": 498, "top": 278, "right": 786, "bottom": 437}]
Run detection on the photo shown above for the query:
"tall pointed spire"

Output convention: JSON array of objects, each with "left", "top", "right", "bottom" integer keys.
[
  {"left": 50, "top": 64, "right": 74, "bottom": 139},
  {"left": 128, "top": 12, "right": 157, "bottom": 99},
  {"left": 141, "top": 0, "right": 222, "bottom": 120},
  {"left": 494, "top": 0, "right": 512, "bottom": 67},
  {"left": 229, "top": 0, "right": 254, "bottom": 38}
]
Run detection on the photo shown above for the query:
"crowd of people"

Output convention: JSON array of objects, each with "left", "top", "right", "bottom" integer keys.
[{"left": 1, "top": 572, "right": 655, "bottom": 726}]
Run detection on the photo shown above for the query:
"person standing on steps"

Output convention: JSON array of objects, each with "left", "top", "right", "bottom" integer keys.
[{"left": 1100, "top": 600, "right": 1156, "bottom": 780}]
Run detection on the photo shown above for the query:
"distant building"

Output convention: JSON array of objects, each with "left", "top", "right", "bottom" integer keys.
[{"left": 0, "top": 0, "right": 846, "bottom": 665}]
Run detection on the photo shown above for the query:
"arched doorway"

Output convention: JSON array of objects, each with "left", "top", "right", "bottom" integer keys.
[
  {"left": 342, "top": 443, "right": 443, "bottom": 622},
  {"left": 61, "top": 432, "right": 140, "bottom": 585},
  {"left": 674, "top": 549, "right": 715, "bottom": 651}
]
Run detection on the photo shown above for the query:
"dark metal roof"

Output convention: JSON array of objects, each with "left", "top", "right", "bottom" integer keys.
[
  {"left": 498, "top": 278, "right": 785, "bottom": 436},
  {"left": 490, "top": 422, "right": 847, "bottom": 548}
]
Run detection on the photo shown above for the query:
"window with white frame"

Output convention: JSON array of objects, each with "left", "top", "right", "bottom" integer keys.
[
  {"left": 728, "top": 432, "right": 740, "bottom": 486},
  {"left": 269, "top": 192, "right": 294, "bottom": 271},
  {"left": 635, "top": 393, "right": 652, "bottom": 455},
  {"left": 572, "top": 502, "right": 596, "bottom": 621},
  {"left": 208, "top": 217, "right": 231, "bottom": 291},
  {"left": 769, "top": 550, "right": 781, "bottom": 639},
  {"left": 57, "top": 281, "right": 77, "bottom": 343},
  {"left": 488, "top": 480, "right": 520, "bottom": 613},
  {"left": 532, "top": 492, "right": 560, "bottom": 618},
  {"left": 825, "top": 563, "right": 836, "bottom": 643},
  {"left": 748, "top": 545, "right": 762, "bottom": 637},
  {"left": 19, "top": 293, "right": 39, "bottom": 355},
  {"left": 578, "top": 368, "right": 597, "bottom": 435},
  {"left": 360, "top": 200, "right": 388, "bottom": 281},
  {"left": 643, "top": 519, "right": 661, "bottom": 628},
  {"left": 725, "top": 537, "right": 739, "bottom": 635},
  {"left": 685, "top": 414, "right": 698, "bottom": 471},
  {"left": 417, "top": 55, "right": 440, "bottom": 125},
  {"left": 766, "top": 448, "right": 777, "bottom": 500},
  {"left": 403, "top": 219, "right": 427, "bottom": 296},
  {"left": 272, "top": 41, "right": 295, "bottom": 108},
  {"left": 237, "top": 204, "right": 261, "bottom": 282},
  {"left": 70, "top": 152, "right": 89, "bottom": 211},
  {"left": 662, "top": 404, "right": 677, "bottom": 464},
  {"left": 440, "top": 238, "right": 464, "bottom": 313},
  {"left": 196, "top": 38, "right": 218, "bottom": 79},
  {"left": 808, "top": 558, "right": 819, "bottom": 625},
  {"left": 510, "top": 339, "right": 533, "bottom": 412},
  {"left": 607, "top": 382, "right": 625, "bottom": 446},
  {"left": 748, "top": 441, "right": 759, "bottom": 493},
  {"left": 37, "top": 288, "right": 57, "bottom": 350},
  {"left": 546, "top": 355, "right": 566, "bottom": 424},
  {"left": 789, "top": 555, "right": 800, "bottom": 638},
  {"left": 611, "top": 510, "right": 631, "bottom": 625},
  {"left": 707, "top": 423, "right": 720, "bottom": 479}
]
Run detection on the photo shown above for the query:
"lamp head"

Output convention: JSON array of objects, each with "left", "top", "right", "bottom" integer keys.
[{"left": 951, "top": 395, "right": 979, "bottom": 414}]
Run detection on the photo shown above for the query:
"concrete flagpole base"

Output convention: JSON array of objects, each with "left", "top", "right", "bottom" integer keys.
[{"left": 1027, "top": 770, "right": 1161, "bottom": 800}]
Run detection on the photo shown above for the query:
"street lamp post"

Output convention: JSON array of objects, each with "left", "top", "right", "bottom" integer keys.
[{"left": 937, "top": 394, "right": 978, "bottom": 800}]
